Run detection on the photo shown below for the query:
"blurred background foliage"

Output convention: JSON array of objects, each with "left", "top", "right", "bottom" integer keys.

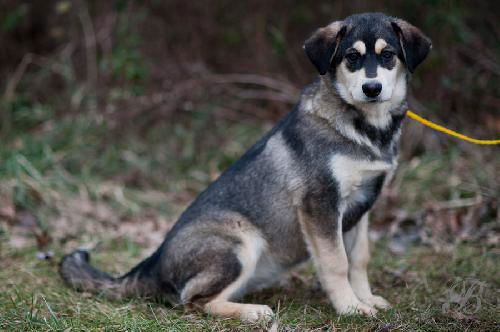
[
  {"left": 0, "top": 3, "right": 498, "bottom": 330},
  {"left": 0, "top": 0, "right": 498, "bottom": 251},
  {"left": 2, "top": 1, "right": 499, "bottom": 133}
]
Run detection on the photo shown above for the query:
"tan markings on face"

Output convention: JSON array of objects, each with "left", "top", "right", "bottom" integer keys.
[
  {"left": 374, "top": 38, "right": 387, "bottom": 54},
  {"left": 352, "top": 40, "right": 366, "bottom": 55},
  {"left": 335, "top": 55, "right": 408, "bottom": 124}
]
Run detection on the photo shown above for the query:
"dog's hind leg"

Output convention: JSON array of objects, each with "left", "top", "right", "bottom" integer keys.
[
  {"left": 179, "top": 229, "right": 274, "bottom": 322},
  {"left": 344, "top": 214, "right": 391, "bottom": 309}
]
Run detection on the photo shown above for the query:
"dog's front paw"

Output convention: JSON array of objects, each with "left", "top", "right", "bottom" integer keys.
[
  {"left": 361, "top": 295, "right": 391, "bottom": 309},
  {"left": 336, "top": 300, "right": 378, "bottom": 316}
]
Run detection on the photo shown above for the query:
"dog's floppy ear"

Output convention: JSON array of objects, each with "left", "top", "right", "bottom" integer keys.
[
  {"left": 304, "top": 21, "right": 347, "bottom": 75},
  {"left": 391, "top": 19, "right": 432, "bottom": 73}
]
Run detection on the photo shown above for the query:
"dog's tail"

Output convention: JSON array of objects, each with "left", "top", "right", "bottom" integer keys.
[{"left": 59, "top": 249, "right": 162, "bottom": 300}]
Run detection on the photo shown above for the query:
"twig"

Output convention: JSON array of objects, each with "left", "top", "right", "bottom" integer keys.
[
  {"left": 4, "top": 54, "right": 33, "bottom": 101},
  {"left": 432, "top": 196, "right": 483, "bottom": 210},
  {"left": 210, "top": 74, "right": 300, "bottom": 100},
  {"left": 229, "top": 87, "right": 298, "bottom": 103},
  {"left": 77, "top": 0, "right": 98, "bottom": 92},
  {"left": 2, "top": 54, "right": 33, "bottom": 136},
  {"left": 2, "top": 52, "right": 71, "bottom": 98}
]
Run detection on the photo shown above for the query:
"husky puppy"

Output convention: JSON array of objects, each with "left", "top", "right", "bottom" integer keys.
[{"left": 60, "top": 12, "right": 431, "bottom": 322}]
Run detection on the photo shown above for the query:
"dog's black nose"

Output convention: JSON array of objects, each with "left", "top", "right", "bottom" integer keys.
[{"left": 362, "top": 82, "right": 382, "bottom": 98}]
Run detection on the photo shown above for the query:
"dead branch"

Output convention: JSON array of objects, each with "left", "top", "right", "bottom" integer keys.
[
  {"left": 431, "top": 196, "right": 483, "bottom": 210},
  {"left": 77, "top": 0, "right": 98, "bottom": 92},
  {"left": 226, "top": 86, "right": 298, "bottom": 104},
  {"left": 209, "top": 74, "right": 300, "bottom": 101},
  {"left": 2, "top": 54, "right": 33, "bottom": 135}
]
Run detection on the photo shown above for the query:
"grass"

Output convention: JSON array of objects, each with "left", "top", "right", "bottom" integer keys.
[
  {"left": 1, "top": 241, "right": 498, "bottom": 331},
  {"left": 0, "top": 110, "right": 498, "bottom": 331}
]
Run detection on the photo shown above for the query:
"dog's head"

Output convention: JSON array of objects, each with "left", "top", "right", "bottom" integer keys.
[{"left": 304, "top": 13, "right": 431, "bottom": 110}]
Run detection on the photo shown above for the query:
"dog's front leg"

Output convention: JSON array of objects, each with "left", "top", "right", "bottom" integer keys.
[
  {"left": 298, "top": 207, "right": 377, "bottom": 316},
  {"left": 343, "top": 214, "right": 391, "bottom": 309}
]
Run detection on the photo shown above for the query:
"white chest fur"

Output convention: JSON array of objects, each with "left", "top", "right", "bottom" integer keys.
[{"left": 330, "top": 154, "right": 395, "bottom": 200}]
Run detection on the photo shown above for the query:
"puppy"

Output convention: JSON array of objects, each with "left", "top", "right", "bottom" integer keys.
[{"left": 60, "top": 12, "right": 431, "bottom": 322}]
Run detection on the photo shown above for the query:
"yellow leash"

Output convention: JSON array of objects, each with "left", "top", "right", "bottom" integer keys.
[{"left": 406, "top": 110, "right": 500, "bottom": 145}]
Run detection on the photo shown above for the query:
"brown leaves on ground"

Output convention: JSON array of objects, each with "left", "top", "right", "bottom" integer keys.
[
  {"left": 371, "top": 151, "right": 499, "bottom": 254},
  {"left": 372, "top": 194, "right": 498, "bottom": 254},
  {"left": 0, "top": 181, "right": 176, "bottom": 256}
]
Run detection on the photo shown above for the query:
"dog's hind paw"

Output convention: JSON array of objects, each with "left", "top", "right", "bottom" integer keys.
[{"left": 240, "top": 304, "right": 274, "bottom": 323}]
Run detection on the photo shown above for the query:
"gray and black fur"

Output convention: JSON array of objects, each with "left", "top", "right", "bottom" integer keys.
[{"left": 60, "top": 12, "right": 431, "bottom": 321}]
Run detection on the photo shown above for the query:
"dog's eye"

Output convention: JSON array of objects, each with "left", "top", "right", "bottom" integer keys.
[
  {"left": 381, "top": 50, "right": 394, "bottom": 59},
  {"left": 346, "top": 53, "right": 360, "bottom": 63}
]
